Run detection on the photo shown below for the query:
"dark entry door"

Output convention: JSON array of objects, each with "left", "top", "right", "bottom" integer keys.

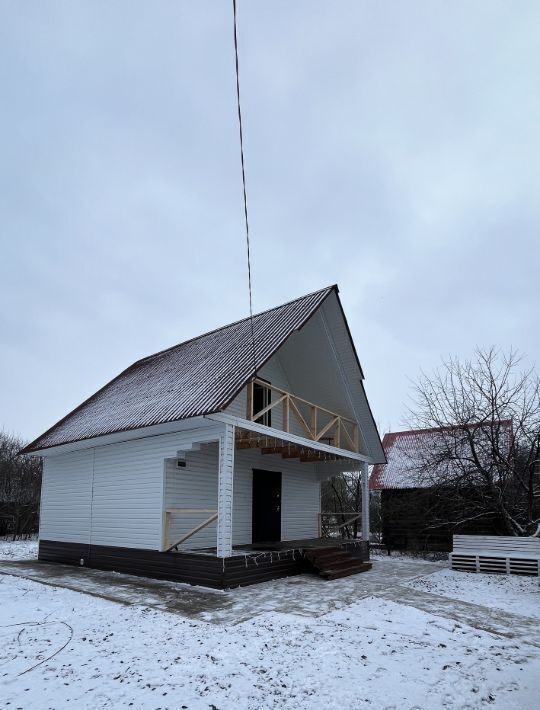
[{"left": 252, "top": 469, "right": 282, "bottom": 543}]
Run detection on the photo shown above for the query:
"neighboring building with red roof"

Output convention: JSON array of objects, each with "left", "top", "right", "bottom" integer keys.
[{"left": 370, "top": 422, "right": 513, "bottom": 551}]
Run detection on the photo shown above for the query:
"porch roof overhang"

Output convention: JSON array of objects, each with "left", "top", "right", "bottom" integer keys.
[{"left": 205, "top": 412, "right": 374, "bottom": 465}]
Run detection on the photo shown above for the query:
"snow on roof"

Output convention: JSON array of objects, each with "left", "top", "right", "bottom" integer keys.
[
  {"left": 370, "top": 421, "right": 513, "bottom": 490},
  {"left": 23, "top": 286, "right": 338, "bottom": 453}
]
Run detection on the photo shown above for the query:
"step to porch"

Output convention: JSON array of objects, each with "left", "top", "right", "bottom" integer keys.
[{"left": 304, "top": 546, "right": 372, "bottom": 580}]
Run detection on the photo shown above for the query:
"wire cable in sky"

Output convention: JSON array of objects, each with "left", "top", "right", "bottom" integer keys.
[{"left": 232, "top": 0, "right": 257, "bottom": 377}]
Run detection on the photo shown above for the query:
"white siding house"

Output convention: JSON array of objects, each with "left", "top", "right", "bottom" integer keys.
[{"left": 25, "top": 286, "right": 385, "bottom": 587}]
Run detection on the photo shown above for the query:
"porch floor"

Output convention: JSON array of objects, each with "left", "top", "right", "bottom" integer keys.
[
  {"left": 174, "top": 537, "right": 368, "bottom": 555},
  {"left": 241, "top": 537, "right": 367, "bottom": 551}
]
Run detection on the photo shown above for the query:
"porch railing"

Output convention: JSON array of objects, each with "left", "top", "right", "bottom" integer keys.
[
  {"left": 164, "top": 508, "right": 218, "bottom": 552},
  {"left": 246, "top": 378, "right": 359, "bottom": 453},
  {"left": 319, "top": 512, "right": 362, "bottom": 539}
]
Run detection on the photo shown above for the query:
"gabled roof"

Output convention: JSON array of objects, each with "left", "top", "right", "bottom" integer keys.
[
  {"left": 24, "top": 286, "right": 344, "bottom": 453},
  {"left": 370, "top": 421, "right": 513, "bottom": 490}
]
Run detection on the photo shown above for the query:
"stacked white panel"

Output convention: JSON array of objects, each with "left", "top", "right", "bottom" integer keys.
[{"left": 39, "top": 450, "right": 93, "bottom": 543}]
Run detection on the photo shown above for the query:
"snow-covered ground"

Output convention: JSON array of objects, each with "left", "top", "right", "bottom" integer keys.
[
  {"left": 370, "top": 547, "right": 448, "bottom": 563},
  {"left": 406, "top": 568, "right": 540, "bottom": 620},
  {"left": 0, "top": 537, "right": 38, "bottom": 560},
  {"left": 1, "top": 566, "right": 539, "bottom": 709}
]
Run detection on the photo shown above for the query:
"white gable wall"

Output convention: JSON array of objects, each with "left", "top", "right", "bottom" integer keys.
[
  {"left": 318, "top": 292, "right": 373, "bottom": 455},
  {"left": 278, "top": 308, "right": 356, "bottom": 419},
  {"left": 225, "top": 354, "right": 306, "bottom": 438},
  {"left": 225, "top": 300, "right": 359, "bottom": 445},
  {"left": 224, "top": 290, "right": 382, "bottom": 461}
]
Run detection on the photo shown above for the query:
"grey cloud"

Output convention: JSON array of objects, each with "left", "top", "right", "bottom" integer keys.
[{"left": 1, "top": 1, "right": 538, "bottom": 440}]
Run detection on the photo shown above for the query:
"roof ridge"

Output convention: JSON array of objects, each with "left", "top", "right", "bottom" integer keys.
[{"left": 134, "top": 284, "right": 337, "bottom": 367}]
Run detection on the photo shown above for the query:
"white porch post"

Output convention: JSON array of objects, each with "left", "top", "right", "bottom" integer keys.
[
  {"left": 361, "top": 461, "right": 370, "bottom": 542},
  {"left": 217, "top": 423, "right": 235, "bottom": 558}
]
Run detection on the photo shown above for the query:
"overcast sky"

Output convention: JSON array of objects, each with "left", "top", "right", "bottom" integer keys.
[{"left": 1, "top": 1, "right": 539, "bottom": 443}]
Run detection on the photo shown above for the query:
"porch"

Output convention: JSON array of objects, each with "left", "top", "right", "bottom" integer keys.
[
  {"left": 162, "top": 417, "right": 370, "bottom": 548},
  {"left": 148, "top": 384, "right": 373, "bottom": 587},
  {"left": 171, "top": 538, "right": 371, "bottom": 587}
]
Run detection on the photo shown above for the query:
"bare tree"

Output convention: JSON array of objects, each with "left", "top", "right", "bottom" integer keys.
[
  {"left": 321, "top": 472, "right": 361, "bottom": 538},
  {"left": 408, "top": 348, "right": 540, "bottom": 536},
  {"left": 0, "top": 431, "right": 42, "bottom": 539},
  {"left": 321, "top": 471, "right": 382, "bottom": 541}
]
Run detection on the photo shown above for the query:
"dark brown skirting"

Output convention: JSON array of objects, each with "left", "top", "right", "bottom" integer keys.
[{"left": 38, "top": 540, "right": 311, "bottom": 589}]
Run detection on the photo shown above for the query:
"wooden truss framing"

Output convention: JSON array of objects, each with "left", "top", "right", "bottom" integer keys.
[
  {"left": 235, "top": 430, "right": 347, "bottom": 463},
  {"left": 246, "top": 378, "right": 359, "bottom": 453}
]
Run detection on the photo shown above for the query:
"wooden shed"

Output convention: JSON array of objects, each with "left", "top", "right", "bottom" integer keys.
[{"left": 370, "top": 423, "right": 513, "bottom": 552}]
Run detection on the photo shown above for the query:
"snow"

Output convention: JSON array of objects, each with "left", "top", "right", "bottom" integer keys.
[
  {"left": 406, "top": 568, "right": 540, "bottom": 620},
  {"left": 0, "top": 537, "right": 38, "bottom": 561},
  {"left": 370, "top": 548, "right": 448, "bottom": 563},
  {"left": 1, "top": 562, "right": 539, "bottom": 709}
]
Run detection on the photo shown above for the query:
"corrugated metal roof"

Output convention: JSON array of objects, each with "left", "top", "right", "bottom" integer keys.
[
  {"left": 370, "top": 421, "right": 513, "bottom": 490},
  {"left": 23, "top": 286, "right": 336, "bottom": 453}
]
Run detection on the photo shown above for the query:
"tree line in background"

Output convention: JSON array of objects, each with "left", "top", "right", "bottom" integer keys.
[
  {"left": 0, "top": 432, "right": 42, "bottom": 539},
  {"left": 323, "top": 348, "right": 540, "bottom": 549},
  {"left": 320, "top": 469, "right": 382, "bottom": 541}
]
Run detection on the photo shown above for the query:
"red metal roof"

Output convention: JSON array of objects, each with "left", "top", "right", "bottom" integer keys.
[
  {"left": 370, "top": 421, "right": 513, "bottom": 490},
  {"left": 23, "top": 286, "right": 336, "bottom": 453}
]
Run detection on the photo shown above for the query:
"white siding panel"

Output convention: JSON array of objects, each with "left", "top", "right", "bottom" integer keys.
[
  {"left": 40, "top": 423, "right": 224, "bottom": 550},
  {"left": 165, "top": 447, "right": 321, "bottom": 549},
  {"left": 281, "top": 468, "right": 320, "bottom": 540},
  {"left": 164, "top": 445, "right": 219, "bottom": 550},
  {"left": 225, "top": 387, "right": 246, "bottom": 419},
  {"left": 277, "top": 309, "right": 355, "bottom": 419},
  {"left": 39, "top": 450, "right": 93, "bottom": 543},
  {"left": 91, "top": 439, "right": 163, "bottom": 549},
  {"left": 232, "top": 449, "right": 320, "bottom": 544},
  {"left": 320, "top": 293, "right": 383, "bottom": 461},
  {"left": 231, "top": 451, "right": 252, "bottom": 546}
]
